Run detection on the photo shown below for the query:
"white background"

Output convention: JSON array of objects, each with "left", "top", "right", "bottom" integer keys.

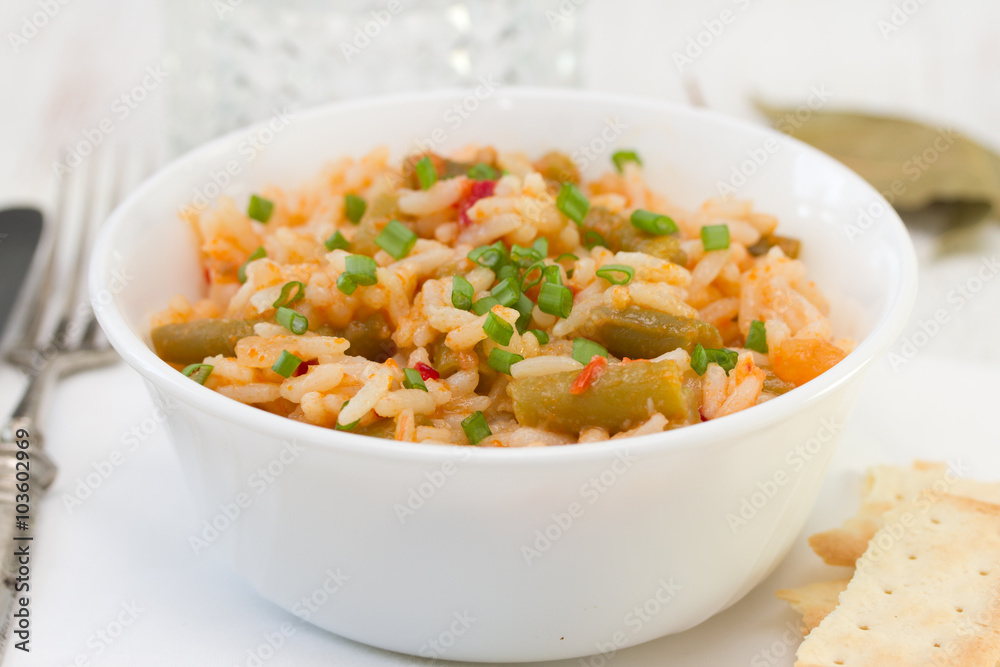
[{"left": 1, "top": 0, "right": 999, "bottom": 665}]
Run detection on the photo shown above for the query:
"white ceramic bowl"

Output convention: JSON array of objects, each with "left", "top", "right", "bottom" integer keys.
[{"left": 90, "top": 89, "right": 916, "bottom": 663}]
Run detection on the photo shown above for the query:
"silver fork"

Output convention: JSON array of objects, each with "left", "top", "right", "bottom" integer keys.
[{"left": 0, "top": 141, "right": 150, "bottom": 656}]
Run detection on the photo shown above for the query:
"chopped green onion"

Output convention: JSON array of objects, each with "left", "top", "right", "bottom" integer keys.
[
  {"left": 490, "top": 276, "right": 521, "bottom": 308},
  {"left": 583, "top": 230, "right": 606, "bottom": 250},
  {"left": 572, "top": 338, "right": 609, "bottom": 365},
  {"left": 468, "top": 241, "right": 508, "bottom": 270},
  {"left": 324, "top": 231, "right": 350, "bottom": 252},
  {"left": 556, "top": 183, "right": 590, "bottom": 225},
  {"left": 276, "top": 306, "right": 309, "bottom": 335},
  {"left": 336, "top": 273, "right": 357, "bottom": 295},
  {"left": 344, "top": 254, "right": 378, "bottom": 286},
  {"left": 543, "top": 264, "right": 563, "bottom": 285},
  {"left": 335, "top": 400, "right": 359, "bottom": 431},
  {"left": 555, "top": 253, "right": 578, "bottom": 263},
  {"left": 271, "top": 350, "right": 302, "bottom": 378},
  {"left": 273, "top": 281, "right": 306, "bottom": 308},
  {"left": 532, "top": 237, "right": 548, "bottom": 257},
  {"left": 612, "top": 150, "right": 642, "bottom": 173},
  {"left": 701, "top": 224, "right": 731, "bottom": 251},
  {"left": 691, "top": 343, "right": 739, "bottom": 376},
  {"left": 513, "top": 293, "right": 534, "bottom": 334},
  {"left": 487, "top": 347, "right": 524, "bottom": 375},
  {"left": 344, "top": 193, "right": 366, "bottom": 224},
  {"left": 238, "top": 246, "right": 266, "bottom": 284},
  {"left": 461, "top": 411, "right": 491, "bottom": 445},
  {"left": 527, "top": 329, "right": 549, "bottom": 345},
  {"left": 595, "top": 264, "right": 635, "bottom": 285},
  {"left": 402, "top": 368, "right": 428, "bottom": 391},
  {"left": 181, "top": 363, "right": 213, "bottom": 385},
  {"left": 520, "top": 261, "right": 545, "bottom": 291},
  {"left": 746, "top": 320, "right": 769, "bottom": 354},
  {"left": 630, "top": 209, "right": 678, "bottom": 235},
  {"left": 375, "top": 220, "right": 418, "bottom": 260},
  {"left": 495, "top": 263, "right": 516, "bottom": 282},
  {"left": 483, "top": 311, "right": 513, "bottom": 346},
  {"left": 467, "top": 163, "right": 499, "bottom": 181},
  {"left": 247, "top": 194, "right": 274, "bottom": 223},
  {"left": 415, "top": 155, "right": 437, "bottom": 190},
  {"left": 537, "top": 282, "right": 573, "bottom": 319},
  {"left": 510, "top": 243, "right": 542, "bottom": 268},
  {"left": 472, "top": 296, "right": 501, "bottom": 316},
  {"left": 451, "top": 275, "right": 474, "bottom": 310}
]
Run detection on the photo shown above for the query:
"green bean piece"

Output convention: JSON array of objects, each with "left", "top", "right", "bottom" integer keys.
[
  {"left": 508, "top": 359, "right": 694, "bottom": 434},
  {"left": 763, "top": 371, "right": 796, "bottom": 396},
  {"left": 342, "top": 312, "right": 396, "bottom": 362},
  {"left": 579, "top": 305, "right": 723, "bottom": 360},
  {"left": 747, "top": 233, "right": 801, "bottom": 259},
  {"left": 580, "top": 207, "right": 687, "bottom": 265},
  {"left": 349, "top": 193, "right": 400, "bottom": 257},
  {"left": 151, "top": 318, "right": 259, "bottom": 365},
  {"left": 532, "top": 151, "right": 580, "bottom": 186},
  {"left": 429, "top": 339, "right": 462, "bottom": 378}
]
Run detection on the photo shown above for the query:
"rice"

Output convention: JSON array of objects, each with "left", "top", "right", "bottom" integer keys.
[{"left": 152, "top": 145, "right": 851, "bottom": 447}]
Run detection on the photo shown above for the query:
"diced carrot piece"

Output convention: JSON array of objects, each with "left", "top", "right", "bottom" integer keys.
[{"left": 771, "top": 338, "right": 847, "bottom": 387}]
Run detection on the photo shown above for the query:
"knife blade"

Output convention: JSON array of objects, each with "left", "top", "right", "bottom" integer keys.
[{"left": 0, "top": 208, "right": 44, "bottom": 336}]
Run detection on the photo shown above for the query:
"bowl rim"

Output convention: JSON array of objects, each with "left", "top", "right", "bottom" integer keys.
[{"left": 89, "top": 86, "right": 918, "bottom": 465}]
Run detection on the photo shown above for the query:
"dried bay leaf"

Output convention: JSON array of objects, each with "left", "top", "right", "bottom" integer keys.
[{"left": 756, "top": 103, "right": 1000, "bottom": 221}]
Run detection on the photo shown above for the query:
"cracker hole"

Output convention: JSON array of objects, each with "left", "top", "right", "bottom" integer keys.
[
  {"left": 908, "top": 555, "right": 917, "bottom": 560},
  {"left": 834, "top": 661, "right": 844, "bottom": 665},
  {"left": 859, "top": 625, "right": 869, "bottom": 631},
  {"left": 957, "top": 607, "right": 964, "bottom": 613},
  {"left": 981, "top": 571, "right": 989, "bottom": 576},
  {"left": 934, "top": 643, "right": 941, "bottom": 648},
  {"left": 884, "top": 590, "right": 893, "bottom": 595},
  {"left": 931, "top": 518, "right": 941, "bottom": 524},
  {"left": 895, "top": 493, "right": 903, "bottom": 500}
]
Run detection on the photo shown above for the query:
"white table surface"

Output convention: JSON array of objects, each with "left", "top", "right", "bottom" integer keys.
[{"left": 1, "top": 1, "right": 999, "bottom": 665}]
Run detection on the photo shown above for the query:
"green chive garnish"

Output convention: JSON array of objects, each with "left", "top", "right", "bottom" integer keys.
[
  {"left": 630, "top": 209, "right": 678, "bottom": 235},
  {"left": 276, "top": 306, "right": 309, "bottom": 335},
  {"left": 415, "top": 156, "right": 437, "bottom": 190},
  {"left": 324, "top": 230, "right": 350, "bottom": 252},
  {"left": 487, "top": 348, "right": 524, "bottom": 375},
  {"left": 344, "top": 254, "right": 377, "bottom": 286},
  {"left": 583, "top": 230, "right": 606, "bottom": 250},
  {"left": 273, "top": 281, "right": 306, "bottom": 308},
  {"left": 452, "top": 275, "right": 474, "bottom": 310},
  {"left": 471, "top": 296, "right": 501, "bottom": 316},
  {"left": 612, "top": 150, "right": 642, "bottom": 173},
  {"left": 336, "top": 273, "right": 357, "bottom": 295},
  {"left": 461, "top": 411, "right": 491, "bottom": 445},
  {"left": 520, "top": 261, "right": 545, "bottom": 291},
  {"left": 537, "top": 282, "right": 572, "bottom": 318},
  {"left": 181, "top": 363, "right": 214, "bottom": 385},
  {"left": 510, "top": 243, "right": 542, "bottom": 268},
  {"left": 595, "top": 264, "right": 635, "bottom": 285},
  {"left": 375, "top": 220, "right": 418, "bottom": 260},
  {"left": 247, "top": 194, "right": 274, "bottom": 223},
  {"left": 467, "top": 163, "right": 499, "bottom": 181},
  {"left": 542, "top": 264, "right": 562, "bottom": 285},
  {"left": 271, "top": 350, "right": 302, "bottom": 378},
  {"left": 238, "top": 246, "right": 266, "bottom": 284},
  {"left": 490, "top": 276, "right": 521, "bottom": 308},
  {"left": 402, "top": 368, "right": 428, "bottom": 392},
  {"left": 483, "top": 311, "right": 513, "bottom": 346},
  {"left": 344, "top": 193, "right": 366, "bottom": 224},
  {"left": 701, "top": 224, "right": 730, "bottom": 251},
  {"left": 532, "top": 237, "right": 548, "bottom": 257},
  {"left": 468, "top": 241, "right": 508, "bottom": 270},
  {"left": 571, "top": 338, "right": 608, "bottom": 365},
  {"left": 527, "top": 329, "right": 549, "bottom": 345},
  {"left": 691, "top": 344, "right": 739, "bottom": 376},
  {"left": 513, "top": 293, "right": 534, "bottom": 334},
  {"left": 556, "top": 183, "right": 590, "bottom": 225},
  {"left": 746, "top": 320, "right": 769, "bottom": 354}
]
